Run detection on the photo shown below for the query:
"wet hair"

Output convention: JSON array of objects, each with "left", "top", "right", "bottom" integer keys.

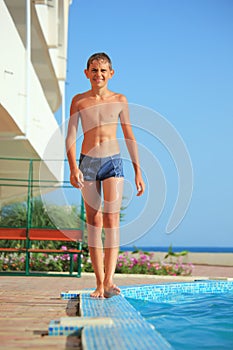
[{"left": 86, "top": 52, "right": 112, "bottom": 70}]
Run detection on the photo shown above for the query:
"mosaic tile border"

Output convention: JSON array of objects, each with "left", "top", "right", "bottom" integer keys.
[
  {"left": 60, "top": 292, "right": 79, "bottom": 300},
  {"left": 48, "top": 319, "right": 82, "bottom": 336},
  {"left": 48, "top": 317, "right": 113, "bottom": 336},
  {"left": 121, "top": 280, "right": 233, "bottom": 302},
  {"left": 61, "top": 281, "right": 233, "bottom": 302}
]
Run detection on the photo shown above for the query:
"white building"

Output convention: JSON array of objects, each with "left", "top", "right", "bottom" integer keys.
[{"left": 0, "top": 0, "right": 72, "bottom": 205}]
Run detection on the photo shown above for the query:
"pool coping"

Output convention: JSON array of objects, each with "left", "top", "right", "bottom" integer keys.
[
  {"left": 80, "top": 292, "right": 172, "bottom": 349},
  {"left": 121, "top": 279, "right": 233, "bottom": 302},
  {"left": 58, "top": 280, "right": 233, "bottom": 349}
]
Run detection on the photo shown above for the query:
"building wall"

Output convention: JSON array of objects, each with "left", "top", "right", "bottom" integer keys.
[{"left": 0, "top": 0, "right": 72, "bottom": 204}]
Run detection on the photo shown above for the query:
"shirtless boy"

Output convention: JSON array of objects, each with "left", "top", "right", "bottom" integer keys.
[{"left": 66, "top": 52, "right": 145, "bottom": 298}]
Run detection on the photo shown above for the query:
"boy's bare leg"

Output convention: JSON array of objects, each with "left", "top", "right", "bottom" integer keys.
[
  {"left": 103, "top": 177, "right": 124, "bottom": 297},
  {"left": 103, "top": 240, "right": 121, "bottom": 298},
  {"left": 88, "top": 246, "right": 104, "bottom": 298},
  {"left": 82, "top": 181, "right": 105, "bottom": 298}
]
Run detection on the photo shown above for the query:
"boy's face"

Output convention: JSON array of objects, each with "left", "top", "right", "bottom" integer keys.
[{"left": 84, "top": 59, "right": 114, "bottom": 88}]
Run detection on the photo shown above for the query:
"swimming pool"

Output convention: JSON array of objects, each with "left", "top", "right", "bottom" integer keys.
[{"left": 122, "top": 281, "right": 233, "bottom": 350}]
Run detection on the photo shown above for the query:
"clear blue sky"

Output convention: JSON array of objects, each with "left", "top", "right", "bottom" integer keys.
[{"left": 65, "top": 0, "right": 233, "bottom": 248}]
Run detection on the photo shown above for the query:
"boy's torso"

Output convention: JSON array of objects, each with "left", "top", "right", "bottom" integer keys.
[{"left": 74, "top": 91, "right": 124, "bottom": 157}]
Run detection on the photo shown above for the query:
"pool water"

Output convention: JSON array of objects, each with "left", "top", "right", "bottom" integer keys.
[{"left": 126, "top": 292, "right": 233, "bottom": 349}]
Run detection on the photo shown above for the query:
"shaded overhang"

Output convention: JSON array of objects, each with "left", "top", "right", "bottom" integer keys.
[{"left": 4, "top": 0, "right": 62, "bottom": 112}]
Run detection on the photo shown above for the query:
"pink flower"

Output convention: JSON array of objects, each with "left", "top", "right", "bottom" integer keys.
[
  {"left": 140, "top": 254, "right": 147, "bottom": 261},
  {"left": 130, "top": 257, "right": 138, "bottom": 265}
]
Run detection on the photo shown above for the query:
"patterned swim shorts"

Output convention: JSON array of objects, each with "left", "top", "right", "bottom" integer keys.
[{"left": 79, "top": 153, "right": 124, "bottom": 181}]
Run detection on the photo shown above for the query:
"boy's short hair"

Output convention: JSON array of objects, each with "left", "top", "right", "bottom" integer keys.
[{"left": 86, "top": 52, "right": 112, "bottom": 70}]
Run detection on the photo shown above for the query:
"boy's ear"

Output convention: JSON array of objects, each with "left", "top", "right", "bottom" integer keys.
[
  {"left": 84, "top": 69, "right": 89, "bottom": 78},
  {"left": 110, "top": 69, "right": 115, "bottom": 78}
]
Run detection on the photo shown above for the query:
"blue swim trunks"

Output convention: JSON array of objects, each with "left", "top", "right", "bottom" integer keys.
[{"left": 79, "top": 153, "right": 124, "bottom": 181}]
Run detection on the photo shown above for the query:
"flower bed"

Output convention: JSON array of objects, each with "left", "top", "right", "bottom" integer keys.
[
  {"left": 0, "top": 251, "right": 75, "bottom": 272},
  {"left": 0, "top": 247, "right": 193, "bottom": 276},
  {"left": 115, "top": 251, "right": 193, "bottom": 276}
]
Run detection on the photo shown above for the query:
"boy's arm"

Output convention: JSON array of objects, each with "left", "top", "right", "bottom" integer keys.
[
  {"left": 66, "top": 96, "right": 84, "bottom": 188},
  {"left": 119, "top": 95, "right": 145, "bottom": 196}
]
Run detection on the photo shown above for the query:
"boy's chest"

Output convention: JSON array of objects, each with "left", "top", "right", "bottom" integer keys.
[{"left": 80, "top": 103, "right": 121, "bottom": 127}]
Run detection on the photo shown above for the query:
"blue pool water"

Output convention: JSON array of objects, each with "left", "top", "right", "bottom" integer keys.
[{"left": 124, "top": 283, "right": 233, "bottom": 350}]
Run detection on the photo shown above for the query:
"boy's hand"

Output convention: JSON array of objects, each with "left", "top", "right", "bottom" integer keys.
[
  {"left": 70, "top": 168, "right": 84, "bottom": 189},
  {"left": 135, "top": 175, "right": 145, "bottom": 196}
]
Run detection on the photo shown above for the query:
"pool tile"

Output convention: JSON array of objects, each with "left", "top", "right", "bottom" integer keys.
[
  {"left": 48, "top": 316, "right": 113, "bottom": 336},
  {"left": 58, "top": 281, "right": 233, "bottom": 349},
  {"left": 80, "top": 293, "right": 172, "bottom": 349},
  {"left": 121, "top": 281, "right": 233, "bottom": 303}
]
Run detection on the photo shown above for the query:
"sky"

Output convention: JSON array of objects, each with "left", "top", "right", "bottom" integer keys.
[{"left": 64, "top": 0, "right": 233, "bottom": 248}]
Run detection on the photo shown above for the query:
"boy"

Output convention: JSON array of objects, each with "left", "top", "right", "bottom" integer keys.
[{"left": 66, "top": 52, "right": 145, "bottom": 298}]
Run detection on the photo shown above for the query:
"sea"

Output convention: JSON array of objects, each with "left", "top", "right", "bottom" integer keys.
[{"left": 119, "top": 246, "right": 233, "bottom": 253}]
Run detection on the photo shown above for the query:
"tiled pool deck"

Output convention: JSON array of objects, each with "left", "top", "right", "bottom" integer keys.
[
  {"left": 81, "top": 293, "right": 172, "bottom": 349},
  {"left": 1, "top": 265, "right": 233, "bottom": 349},
  {"left": 58, "top": 292, "right": 172, "bottom": 349},
  {"left": 59, "top": 280, "right": 233, "bottom": 349}
]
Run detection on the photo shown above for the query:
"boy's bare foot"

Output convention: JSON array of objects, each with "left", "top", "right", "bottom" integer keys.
[
  {"left": 104, "top": 284, "right": 121, "bottom": 298},
  {"left": 90, "top": 287, "right": 104, "bottom": 299}
]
